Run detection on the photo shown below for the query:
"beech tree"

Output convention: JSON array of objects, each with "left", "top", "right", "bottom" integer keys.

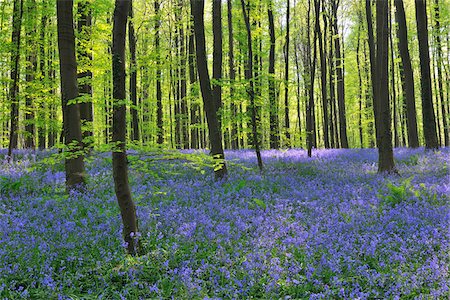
[
  {"left": 415, "top": 0, "right": 439, "bottom": 149},
  {"left": 190, "top": 0, "right": 228, "bottom": 179},
  {"left": 57, "top": 0, "right": 86, "bottom": 189},
  {"left": 112, "top": 0, "right": 140, "bottom": 255}
]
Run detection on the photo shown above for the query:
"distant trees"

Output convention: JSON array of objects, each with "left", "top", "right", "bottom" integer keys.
[{"left": 0, "top": 0, "right": 448, "bottom": 154}]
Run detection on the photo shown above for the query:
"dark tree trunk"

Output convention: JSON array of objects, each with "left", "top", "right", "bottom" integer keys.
[
  {"left": 155, "top": 0, "right": 163, "bottom": 145},
  {"left": 318, "top": 0, "right": 329, "bottom": 149},
  {"left": 394, "top": 0, "right": 419, "bottom": 147},
  {"left": 415, "top": 0, "right": 439, "bottom": 149},
  {"left": 268, "top": 1, "right": 279, "bottom": 149},
  {"left": 227, "top": 0, "right": 238, "bottom": 150},
  {"left": 128, "top": 1, "right": 139, "bottom": 142},
  {"left": 240, "top": 0, "right": 263, "bottom": 171},
  {"left": 188, "top": 21, "right": 199, "bottom": 149},
  {"left": 433, "top": 0, "right": 448, "bottom": 146},
  {"left": 375, "top": 0, "right": 396, "bottom": 173},
  {"left": 38, "top": 0, "right": 48, "bottom": 150},
  {"left": 179, "top": 0, "right": 188, "bottom": 149},
  {"left": 212, "top": 0, "right": 222, "bottom": 131},
  {"left": 284, "top": 0, "right": 291, "bottom": 146},
  {"left": 366, "top": 0, "right": 379, "bottom": 147},
  {"left": 356, "top": 15, "right": 363, "bottom": 148},
  {"left": 77, "top": 0, "right": 93, "bottom": 148},
  {"left": 24, "top": 0, "right": 37, "bottom": 149},
  {"left": 7, "top": 0, "right": 23, "bottom": 157},
  {"left": 294, "top": 42, "right": 303, "bottom": 148},
  {"left": 57, "top": 0, "right": 86, "bottom": 188},
  {"left": 190, "top": 0, "right": 228, "bottom": 179},
  {"left": 331, "top": 0, "right": 348, "bottom": 148},
  {"left": 307, "top": 0, "right": 319, "bottom": 157},
  {"left": 112, "top": 0, "right": 140, "bottom": 256},
  {"left": 389, "top": 2, "right": 399, "bottom": 148}
]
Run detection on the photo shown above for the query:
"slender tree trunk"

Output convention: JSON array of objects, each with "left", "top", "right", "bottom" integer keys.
[
  {"left": 188, "top": 21, "right": 199, "bottom": 149},
  {"left": 227, "top": 0, "right": 238, "bottom": 150},
  {"left": 8, "top": 0, "right": 23, "bottom": 157},
  {"left": 415, "top": 0, "right": 439, "bottom": 149},
  {"left": 24, "top": 0, "right": 37, "bottom": 149},
  {"left": 268, "top": 1, "right": 279, "bottom": 149},
  {"left": 212, "top": 0, "right": 222, "bottom": 132},
  {"left": 190, "top": 0, "right": 228, "bottom": 179},
  {"left": 394, "top": 0, "right": 419, "bottom": 147},
  {"left": 389, "top": 1, "right": 399, "bottom": 148},
  {"left": 57, "top": 0, "right": 86, "bottom": 188},
  {"left": 77, "top": 0, "right": 93, "bottom": 148},
  {"left": 318, "top": 1, "right": 329, "bottom": 149},
  {"left": 128, "top": 1, "right": 139, "bottom": 142},
  {"left": 284, "top": 0, "right": 291, "bottom": 146},
  {"left": 433, "top": 0, "right": 448, "bottom": 146},
  {"left": 240, "top": 0, "right": 263, "bottom": 171},
  {"left": 331, "top": 0, "right": 348, "bottom": 148},
  {"left": 112, "top": 0, "right": 140, "bottom": 256},
  {"left": 155, "top": 0, "right": 163, "bottom": 145},
  {"left": 356, "top": 15, "right": 363, "bottom": 148},
  {"left": 376, "top": 0, "right": 396, "bottom": 173},
  {"left": 38, "top": 0, "right": 48, "bottom": 149},
  {"left": 366, "top": 0, "right": 379, "bottom": 148}
]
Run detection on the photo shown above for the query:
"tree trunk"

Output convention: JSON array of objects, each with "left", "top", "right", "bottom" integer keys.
[
  {"left": 356, "top": 14, "right": 363, "bottom": 148},
  {"left": 212, "top": 0, "right": 222, "bottom": 132},
  {"left": 318, "top": 0, "right": 329, "bottom": 149},
  {"left": 190, "top": 0, "right": 228, "bottom": 179},
  {"left": 268, "top": 1, "right": 279, "bottom": 149},
  {"left": 77, "top": 0, "right": 93, "bottom": 149},
  {"left": 155, "top": 0, "right": 164, "bottom": 145},
  {"left": 375, "top": 0, "right": 396, "bottom": 173},
  {"left": 188, "top": 21, "right": 199, "bottom": 149},
  {"left": 240, "top": 0, "right": 263, "bottom": 171},
  {"left": 57, "top": 0, "right": 86, "bottom": 188},
  {"left": 112, "top": 0, "right": 140, "bottom": 256},
  {"left": 394, "top": 0, "right": 419, "bottom": 148},
  {"left": 179, "top": 0, "right": 188, "bottom": 149},
  {"left": 284, "top": 0, "right": 291, "bottom": 146},
  {"left": 331, "top": 0, "right": 348, "bottom": 148},
  {"left": 415, "top": 0, "right": 439, "bottom": 149},
  {"left": 38, "top": 0, "right": 48, "bottom": 150},
  {"left": 227, "top": 0, "right": 238, "bottom": 150},
  {"left": 128, "top": 1, "right": 139, "bottom": 142},
  {"left": 389, "top": 1, "right": 399, "bottom": 148},
  {"left": 7, "top": 0, "right": 23, "bottom": 157},
  {"left": 366, "top": 0, "right": 379, "bottom": 148},
  {"left": 24, "top": 0, "right": 37, "bottom": 149},
  {"left": 432, "top": 0, "right": 448, "bottom": 146}
]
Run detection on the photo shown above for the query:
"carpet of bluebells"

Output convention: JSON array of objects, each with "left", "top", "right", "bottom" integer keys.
[{"left": 0, "top": 147, "right": 449, "bottom": 299}]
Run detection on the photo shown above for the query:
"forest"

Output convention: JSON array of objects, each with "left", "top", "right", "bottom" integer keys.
[{"left": 0, "top": 0, "right": 449, "bottom": 298}]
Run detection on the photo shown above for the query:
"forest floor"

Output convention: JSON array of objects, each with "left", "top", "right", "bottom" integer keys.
[{"left": 0, "top": 147, "right": 449, "bottom": 299}]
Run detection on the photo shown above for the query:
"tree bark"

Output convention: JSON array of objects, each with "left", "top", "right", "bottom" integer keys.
[
  {"left": 128, "top": 1, "right": 139, "bottom": 142},
  {"left": 77, "top": 0, "right": 93, "bottom": 148},
  {"left": 190, "top": 0, "right": 228, "bottom": 179},
  {"left": 57, "top": 0, "right": 86, "bottom": 188},
  {"left": 188, "top": 21, "right": 199, "bottom": 149},
  {"left": 112, "top": 0, "right": 140, "bottom": 256},
  {"left": 268, "top": 1, "right": 279, "bottom": 149},
  {"left": 415, "top": 0, "right": 439, "bottom": 149},
  {"left": 432, "top": 0, "right": 448, "bottom": 146},
  {"left": 394, "top": 0, "right": 419, "bottom": 147},
  {"left": 376, "top": 0, "right": 396, "bottom": 173},
  {"left": 7, "top": 0, "right": 23, "bottom": 157},
  {"left": 155, "top": 0, "right": 164, "bottom": 145},
  {"left": 318, "top": 0, "right": 329, "bottom": 149},
  {"left": 24, "top": 0, "right": 37, "bottom": 149},
  {"left": 240, "top": 0, "right": 263, "bottom": 171},
  {"left": 212, "top": 0, "right": 222, "bottom": 131},
  {"left": 284, "top": 0, "right": 291, "bottom": 146},
  {"left": 227, "top": 0, "right": 238, "bottom": 150},
  {"left": 331, "top": 0, "right": 348, "bottom": 148}
]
